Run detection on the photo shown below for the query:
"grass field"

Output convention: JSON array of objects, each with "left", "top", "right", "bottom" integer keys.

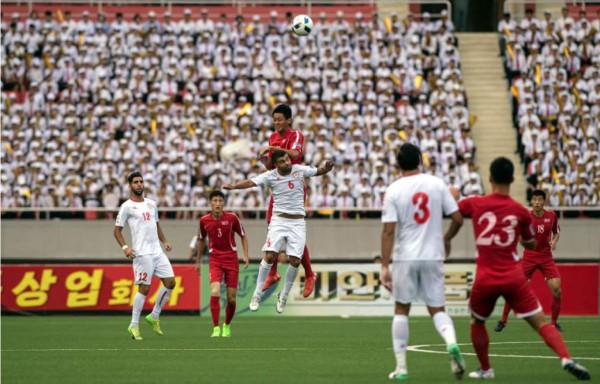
[{"left": 2, "top": 315, "right": 599, "bottom": 383}]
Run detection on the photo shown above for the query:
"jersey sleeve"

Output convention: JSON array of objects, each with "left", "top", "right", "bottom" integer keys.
[
  {"left": 520, "top": 208, "right": 535, "bottom": 242},
  {"left": 289, "top": 130, "right": 304, "bottom": 153},
  {"left": 250, "top": 170, "right": 271, "bottom": 186},
  {"left": 552, "top": 212, "right": 560, "bottom": 234},
  {"left": 115, "top": 205, "right": 129, "bottom": 227},
  {"left": 189, "top": 235, "right": 198, "bottom": 249},
  {"left": 233, "top": 214, "right": 246, "bottom": 237},
  {"left": 296, "top": 165, "right": 317, "bottom": 178},
  {"left": 441, "top": 184, "right": 459, "bottom": 215},
  {"left": 457, "top": 196, "right": 474, "bottom": 217},
  {"left": 153, "top": 201, "right": 159, "bottom": 222},
  {"left": 198, "top": 218, "right": 207, "bottom": 240},
  {"left": 381, "top": 189, "right": 398, "bottom": 223}
]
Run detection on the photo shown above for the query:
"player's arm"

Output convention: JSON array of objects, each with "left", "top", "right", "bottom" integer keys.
[
  {"left": 380, "top": 222, "right": 395, "bottom": 292},
  {"left": 195, "top": 237, "right": 206, "bottom": 275},
  {"left": 240, "top": 233, "right": 249, "bottom": 269},
  {"left": 156, "top": 222, "right": 172, "bottom": 251},
  {"left": 550, "top": 217, "right": 560, "bottom": 250},
  {"left": 443, "top": 210, "right": 464, "bottom": 258},
  {"left": 315, "top": 160, "right": 335, "bottom": 176},
  {"left": 223, "top": 179, "right": 257, "bottom": 190},
  {"left": 114, "top": 226, "right": 136, "bottom": 259}
]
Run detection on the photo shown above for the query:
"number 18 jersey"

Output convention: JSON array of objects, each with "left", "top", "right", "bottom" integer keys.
[
  {"left": 382, "top": 174, "right": 459, "bottom": 261},
  {"left": 458, "top": 193, "right": 535, "bottom": 283}
]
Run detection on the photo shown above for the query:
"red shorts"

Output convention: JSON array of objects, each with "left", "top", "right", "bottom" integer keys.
[
  {"left": 469, "top": 279, "right": 542, "bottom": 321},
  {"left": 521, "top": 258, "right": 560, "bottom": 280},
  {"left": 209, "top": 262, "right": 239, "bottom": 288}
]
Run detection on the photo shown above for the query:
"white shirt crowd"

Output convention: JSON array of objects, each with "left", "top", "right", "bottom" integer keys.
[{"left": 1, "top": 8, "right": 484, "bottom": 214}]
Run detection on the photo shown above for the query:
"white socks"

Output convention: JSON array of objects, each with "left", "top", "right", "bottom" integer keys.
[
  {"left": 281, "top": 264, "right": 299, "bottom": 298},
  {"left": 150, "top": 286, "right": 173, "bottom": 320},
  {"left": 433, "top": 311, "right": 457, "bottom": 346},
  {"left": 253, "top": 259, "right": 273, "bottom": 296},
  {"left": 130, "top": 292, "right": 146, "bottom": 328},
  {"left": 392, "top": 315, "right": 409, "bottom": 372}
]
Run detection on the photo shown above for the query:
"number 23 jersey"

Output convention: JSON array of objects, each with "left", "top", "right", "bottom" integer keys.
[
  {"left": 382, "top": 174, "right": 458, "bottom": 261},
  {"left": 458, "top": 193, "right": 535, "bottom": 282}
]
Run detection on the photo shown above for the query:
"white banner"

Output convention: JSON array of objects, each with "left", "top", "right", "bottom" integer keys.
[{"left": 280, "top": 263, "right": 476, "bottom": 317}]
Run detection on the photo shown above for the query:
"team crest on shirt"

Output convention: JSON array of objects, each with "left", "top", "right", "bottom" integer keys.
[
  {"left": 544, "top": 218, "right": 550, "bottom": 222},
  {"left": 132, "top": 206, "right": 137, "bottom": 210},
  {"left": 147, "top": 203, "right": 153, "bottom": 210},
  {"left": 221, "top": 221, "right": 229, "bottom": 225},
  {"left": 292, "top": 171, "right": 301, "bottom": 178}
]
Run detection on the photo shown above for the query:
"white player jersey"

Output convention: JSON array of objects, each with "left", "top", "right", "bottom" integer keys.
[
  {"left": 382, "top": 173, "right": 458, "bottom": 261},
  {"left": 251, "top": 164, "right": 317, "bottom": 216},
  {"left": 115, "top": 198, "right": 163, "bottom": 256}
]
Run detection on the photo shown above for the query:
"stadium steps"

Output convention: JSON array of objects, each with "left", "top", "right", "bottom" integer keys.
[{"left": 458, "top": 32, "right": 527, "bottom": 203}]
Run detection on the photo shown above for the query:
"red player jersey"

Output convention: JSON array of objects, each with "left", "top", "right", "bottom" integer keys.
[
  {"left": 523, "top": 209, "right": 559, "bottom": 261},
  {"left": 458, "top": 193, "right": 535, "bottom": 283},
  {"left": 267, "top": 128, "right": 304, "bottom": 168},
  {"left": 198, "top": 211, "right": 245, "bottom": 263}
]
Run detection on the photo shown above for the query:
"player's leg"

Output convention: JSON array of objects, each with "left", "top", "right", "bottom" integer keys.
[
  {"left": 276, "top": 254, "right": 300, "bottom": 314},
  {"left": 509, "top": 281, "right": 590, "bottom": 380},
  {"left": 388, "top": 260, "right": 415, "bottom": 381},
  {"left": 145, "top": 255, "right": 175, "bottom": 336},
  {"left": 301, "top": 245, "right": 317, "bottom": 298},
  {"left": 209, "top": 280, "right": 222, "bottom": 337},
  {"left": 422, "top": 261, "right": 465, "bottom": 379},
  {"left": 128, "top": 257, "right": 153, "bottom": 340},
  {"left": 250, "top": 248, "right": 278, "bottom": 311},
  {"left": 542, "top": 261, "right": 562, "bottom": 329},
  {"left": 468, "top": 283, "right": 498, "bottom": 379},
  {"left": 222, "top": 265, "right": 240, "bottom": 337},
  {"left": 389, "top": 302, "right": 411, "bottom": 381},
  {"left": 262, "top": 252, "right": 282, "bottom": 292}
]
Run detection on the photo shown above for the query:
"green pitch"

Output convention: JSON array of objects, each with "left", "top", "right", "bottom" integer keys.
[{"left": 2, "top": 316, "right": 599, "bottom": 383}]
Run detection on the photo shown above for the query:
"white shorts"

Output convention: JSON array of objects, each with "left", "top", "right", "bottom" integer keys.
[
  {"left": 392, "top": 260, "right": 445, "bottom": 307},
  {"left": 262, "top": 216, "right": 306, "bottom": 258},
  {"left": 133, "top": 252, "right": 175, "bottom": 285}
]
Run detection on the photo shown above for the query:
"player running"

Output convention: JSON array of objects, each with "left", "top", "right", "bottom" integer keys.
[
  {"left": 224, "top": 150, "right": 334, "bottom": 314},
  {"left": 195, "top": 190, "right": 249, "bottom": 338},
  {"left": 495, "top": 189, "right": 563, "bottom": 332},
  {"left": 114, "top": 171, "right": 176, "bottom": 341},
  {"left": 457, "top": 157, "right": 590, "bottom": 380},
  {"left": 257, "top": 104, "right": 317, "bottom": 298},
  {"left": 380, "top": 143, "right": 466, "bottom": 381}
]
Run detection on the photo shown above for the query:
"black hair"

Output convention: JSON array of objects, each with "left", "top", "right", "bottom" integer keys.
[
  {"left": 503, "top": 12, "right": 511, "bottom": 18},
  {"left": 271, "top": 149, "right": 288, "bottom": 164},
  {"left": 272, "top": 104, "right": 292, "bottom": 120},
  {"left": 209, "top": 190, "right": 225, "bottom": 200},
  {"left": 531, "top": 189, "right": 546, "bottom": 200},
  {"left": 127, "top": 171, "right": 143, "bottom": 183},
  {"left": 489, "top": 157, "right": 514, "bottom": 185},
  {"left": 396, "top": 143, "right": 422, "bottom": 171}
]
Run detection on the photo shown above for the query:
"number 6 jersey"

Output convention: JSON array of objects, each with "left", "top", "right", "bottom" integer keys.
[
  {"left": 382, "top": 173, "right": 459, "bottom": 261},
  {"left": 115, "top": 198, "right": 163, "bottom": 256},
  {"left": 458, "top": 193, "right": 535, "bottom": 283}
]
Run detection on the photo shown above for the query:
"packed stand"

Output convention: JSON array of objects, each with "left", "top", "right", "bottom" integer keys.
[
  {"left": 499, "top": 7, "right": 600, "bottom": 209},
  {"left": 1, "top": 8, "right": 481, "bottom": 218}
]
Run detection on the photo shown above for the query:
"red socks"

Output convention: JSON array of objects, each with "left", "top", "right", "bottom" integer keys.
[
  {"left": 539, "top": 323, "right": 570, "bottom": 359},
  {"left": 551, "top": 296, "right": 561, "bottom": 324},
  {"left": 210, "top": 296, "right": 220, "bottom": 327},
  {"left": 225, "top": 302, "right": 236, "bottom": 325},
  {"left": 470, "top": 323, "right": 491, "bottom": 371},
  {"left": 501, "top": 302, "right": 511, "bottom": 323},
  {"left": 301, "top": 245, "right": 314, "bottom": 278}
]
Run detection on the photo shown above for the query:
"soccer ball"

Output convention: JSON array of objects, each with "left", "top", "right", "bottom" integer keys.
[{"left": 292, "top": 14, "right": 313, "bottom": 36}]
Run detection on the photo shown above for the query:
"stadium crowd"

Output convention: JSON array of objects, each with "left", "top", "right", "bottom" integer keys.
[
  {"left": 500, "top": 7, "right": 600, "bottom": 207},
  {"left": 1, "top": 8, "right": 480, "bottom": 216}
]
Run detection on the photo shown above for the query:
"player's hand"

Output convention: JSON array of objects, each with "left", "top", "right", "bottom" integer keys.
[
  {"left": 243, "top": 256, "right": 250, "bottom": 270},
  {"left": 222, "top": 183, "right": 234, "bottom": 190},
  {"left": 444, "top": 239, "right": 452, "bottom": 258},
  {"left": 324, "top": 160, "right": 335, "bottom": 170},
  {"left": 381, "top": 265, "right": 392, "bottom": 292},
  {"left": 163, "top": 242, "right": 172, "bottom": 252},
  {"left": 194, "top": 263, "right": 201, "bottom": 275},
  {"left": 550, "top": 240, "right": 557, "bottom": 250},
  {"left": 124, "top": 247, "right": 136, "bottom": 260}
]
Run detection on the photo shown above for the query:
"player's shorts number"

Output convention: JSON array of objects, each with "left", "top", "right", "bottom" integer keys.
[
  {"left": 476, "top": 212, "right": 518, "bottom": 247},
  {"left": 137, "top": 271, "right": 148, "bottom": 282},
  {"left": 412, "top": 192, "right": 430, "bottom": 224}
]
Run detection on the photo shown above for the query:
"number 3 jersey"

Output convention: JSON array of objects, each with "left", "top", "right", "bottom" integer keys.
[
  {"left": 382, "top": 173, "right": 459, "bottom": 261},
  {"left": 458, "top": 193, "right": 535, "bottom": 283},
  {"left": 198, "top": 211, "right": 245, "bottom": 263},
  {"left": 115, "top": 198, "right": 163, "bottom": 256}
]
